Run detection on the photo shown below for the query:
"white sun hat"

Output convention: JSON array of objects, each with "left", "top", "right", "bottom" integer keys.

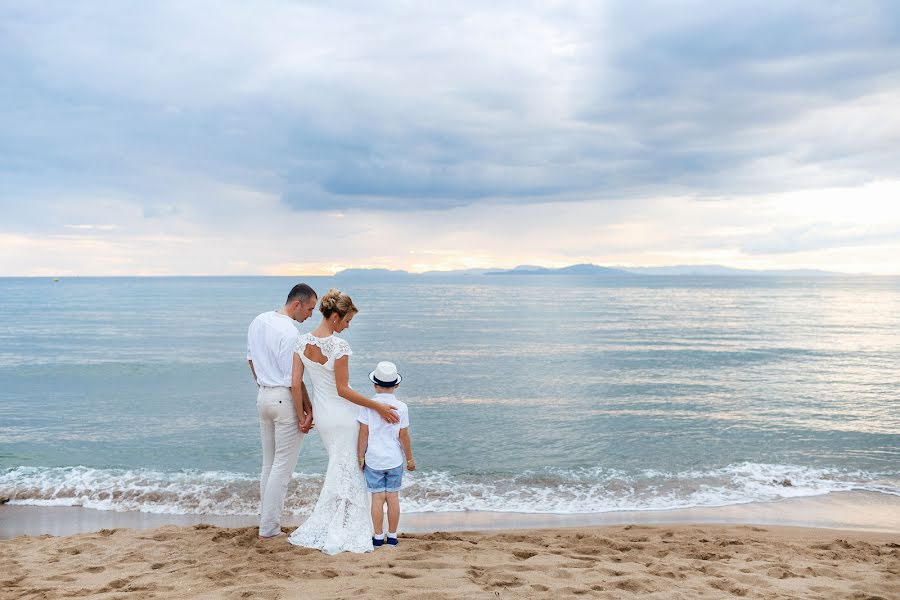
[{"left": 368, "top": 361, "right": 402, "bottom": 387}]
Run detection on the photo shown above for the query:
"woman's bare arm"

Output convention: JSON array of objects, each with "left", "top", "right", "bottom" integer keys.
[{"left": 334, "top": 356, "right": 399, "bottom": 423}]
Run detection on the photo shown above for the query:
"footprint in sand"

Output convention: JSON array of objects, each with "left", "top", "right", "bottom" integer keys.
[
  {"left": 414, "top": 532, "right": 464, "bottom": 542},
  {"left": 389, "top": 571, "right": 420, "bottom": 579},
  {"left": 560, "top": 586, "right": 593, "bottom": 595},
  {"left": 101, "top": 578, "right": 130, "bottom": 591},
  {"left": 467, "top": 566, "right": 524, "bottom": 590},
  {"left": 226, "top": 585, "right": 282, "bottom": 599},
  {"left": 205, "top": 569, "right": 237, "bottom": 581},
  {"left": 211, "top": 530, "right": 242, "bottom": 543},
  {"left": 614, "top": 578, "right": 655, "bottom": 593},
  {"left": 766, "top": 566, "right": 802, "bottom": 579},
  {"left": 709, "top": 578, "right": 749, "bottom": 596},
  {"left": 654, "top": 569, "right": 687, "bottom": 580},
  {"left": 560, "top": 560, "right": 595, "bottom": 569}
]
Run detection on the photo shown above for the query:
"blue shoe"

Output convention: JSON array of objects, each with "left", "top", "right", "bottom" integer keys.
[
  {"left": 372, "top": 537, "right": 385, "bottom": 547},
  {"left": 386, "top": 536, "right": 399, "bottom": 547}
]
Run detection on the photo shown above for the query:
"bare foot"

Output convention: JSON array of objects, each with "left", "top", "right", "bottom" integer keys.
[{"left": 258, "top": 532, "right": 286, "bottom": 541}]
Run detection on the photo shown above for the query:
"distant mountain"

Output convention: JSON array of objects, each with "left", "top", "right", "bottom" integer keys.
[
  {"left": 619, "top": 265, "right": 840, "bottom": 276},
  {"left": 486, "top": 263, "right": 635, "bottom": 276},
  {"left": 419, "top": 269, "right": 493, "bottom": 277},
  {"left": 334, "top": 268, "right": 412, "bottom": 279},
  {"left": 333, "top": 264, "right": 844, "bottom": 278},
  {"left": 334, "top": 267, "right": 495, "bottom": 278},
  {"left": 419, "top": 268, "right": 495, "bottom": 276}
]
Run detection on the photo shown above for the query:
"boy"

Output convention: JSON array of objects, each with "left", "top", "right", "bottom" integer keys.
[{"left": 357, "top": 361, "right": 415, "bottom": 548}]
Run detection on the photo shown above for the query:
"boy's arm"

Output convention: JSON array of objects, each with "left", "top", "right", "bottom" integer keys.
[
  {"left": 399, "top": 428, "right": 415, "bottom": 471},
  {"left": 357, "top": 424, "right": 368, "bottom": 470}
]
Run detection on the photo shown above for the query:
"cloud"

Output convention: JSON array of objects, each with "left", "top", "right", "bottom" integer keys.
[
  {"left": 0, "top": 1, "right": 899, "bottom": 274},
  {"left": 739, "top": 225, "right": 900, "bottom": 255},
  {"left": 4, "top": 2, "right": 898, "bottom": 208},
  {"left": 63, "top": 224, "right": 118, "bottom": 230}
]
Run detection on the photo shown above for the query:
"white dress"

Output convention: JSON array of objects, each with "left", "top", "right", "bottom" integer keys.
[{"left": 288, "top": 333, "right": 374, "bottom": 554}]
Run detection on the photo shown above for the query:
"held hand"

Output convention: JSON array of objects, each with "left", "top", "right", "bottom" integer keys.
[
  {"left": 298, "top": 412, "right": 314, "bottom": 433},
  {"left": 358, "top": 457, "right": 365, "bottom": 471},
  {"left": 377, "top": 403, "right": 400, "bottom": 424},
  {"left": 406, "top": 459, "right": 416, "bottom": 471}
]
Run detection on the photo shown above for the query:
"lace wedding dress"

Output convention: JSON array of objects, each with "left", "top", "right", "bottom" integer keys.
[{"left": 288, "top": 333, "right": 374, "bottom": 554}]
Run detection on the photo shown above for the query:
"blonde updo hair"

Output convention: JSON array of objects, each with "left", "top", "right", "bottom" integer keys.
[{"left": 319, "top": 288, "right": 358, "bottom": 320}]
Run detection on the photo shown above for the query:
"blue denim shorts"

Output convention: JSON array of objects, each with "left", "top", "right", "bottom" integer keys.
[{"left": 363, "top": 464, "right": 403, "bottom": 493}]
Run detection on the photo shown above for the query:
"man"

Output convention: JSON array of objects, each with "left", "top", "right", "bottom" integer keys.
[{"left": 247, "top": 283, "right": 317, "bottom": 540}]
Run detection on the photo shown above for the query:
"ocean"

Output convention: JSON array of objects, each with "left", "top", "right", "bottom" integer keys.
[{"left": 1, "top": 275, "right": 898, "bottom": 518}]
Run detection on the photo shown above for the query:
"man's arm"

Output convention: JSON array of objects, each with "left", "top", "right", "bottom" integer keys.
[
  {"left": 399, "top": 428, "right": 415, "bottom": 471},
  {"left": 291, "top": 353, "right": 311, "bottom": 433},
  {"left": 299, "top": 381, "right": 313, "bottom": 433},
  {"left": 247, "top": 321, "right": 256, "bottom": 382},
  {"left": 357, "top": 424, "right": 369, "bottom": 470}
]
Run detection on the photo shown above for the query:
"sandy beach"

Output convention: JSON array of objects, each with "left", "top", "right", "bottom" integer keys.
[
  {"left": 3, "top": 492, "right": 899, "bottom": 598},
  {"left": 2, "top": 522, "right": 897, "bottom": 599}
]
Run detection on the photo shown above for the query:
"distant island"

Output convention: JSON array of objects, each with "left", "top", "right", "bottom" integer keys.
[
  {"left": 485, "top": 264, "right": 635, "bottom": 276},
  {"left": 335, "top": 264, "right": 843, "bottom": 278}
]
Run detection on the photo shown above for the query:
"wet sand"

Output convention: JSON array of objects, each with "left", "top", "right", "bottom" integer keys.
[{"left": 3, "top": 490, "right": 899, "bottom": 540}]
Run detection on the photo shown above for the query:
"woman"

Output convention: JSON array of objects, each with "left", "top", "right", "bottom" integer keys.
[{"left": 288, "top": 289, "right": 399, "bottom": 554}]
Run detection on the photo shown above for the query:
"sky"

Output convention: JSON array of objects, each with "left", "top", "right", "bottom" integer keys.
[{"left": 1, "top": 1, "right": 899, "bottom": 276}]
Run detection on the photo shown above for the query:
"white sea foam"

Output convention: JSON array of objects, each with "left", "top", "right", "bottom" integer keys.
[{"left": 1, "top": 463, "right": 897, "bottom": 516}]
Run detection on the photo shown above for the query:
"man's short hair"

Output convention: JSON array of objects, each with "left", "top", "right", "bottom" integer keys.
[{"left": 287, "top": 283, "right": 317, "bottom": 305}]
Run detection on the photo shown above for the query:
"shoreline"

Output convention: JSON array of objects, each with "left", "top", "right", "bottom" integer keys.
[{"left": 3, "top": 490, "right": 898, "bottom": 539}]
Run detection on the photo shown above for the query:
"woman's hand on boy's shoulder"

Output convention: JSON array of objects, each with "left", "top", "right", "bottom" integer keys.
[{"left": 376, "top": 403, "right": 400, "bottom": 424}]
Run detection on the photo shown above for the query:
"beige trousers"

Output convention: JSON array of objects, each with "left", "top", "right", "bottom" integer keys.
[{"left": 257, "top": 386, "right": 304, "bottom": 537}]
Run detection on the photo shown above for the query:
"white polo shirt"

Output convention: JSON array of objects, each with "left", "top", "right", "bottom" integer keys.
[
  {"left": 357, "top": 393, "right": 410, "bottom": 470},
  {"left": 247, "top": 311, "right": 299, "bottom": 387}
]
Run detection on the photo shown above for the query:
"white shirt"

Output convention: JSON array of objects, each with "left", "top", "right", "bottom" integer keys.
[
  {"left": 357, "top": 393, "right": 409, "bottom": 470},
  {"left": 247, "top": 311, "right": 300, "bottom": 387}
]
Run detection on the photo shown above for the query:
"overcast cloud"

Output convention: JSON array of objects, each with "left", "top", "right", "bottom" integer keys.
[{"left": 1, "top": 1, "right": 899, "bottom": 275}]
